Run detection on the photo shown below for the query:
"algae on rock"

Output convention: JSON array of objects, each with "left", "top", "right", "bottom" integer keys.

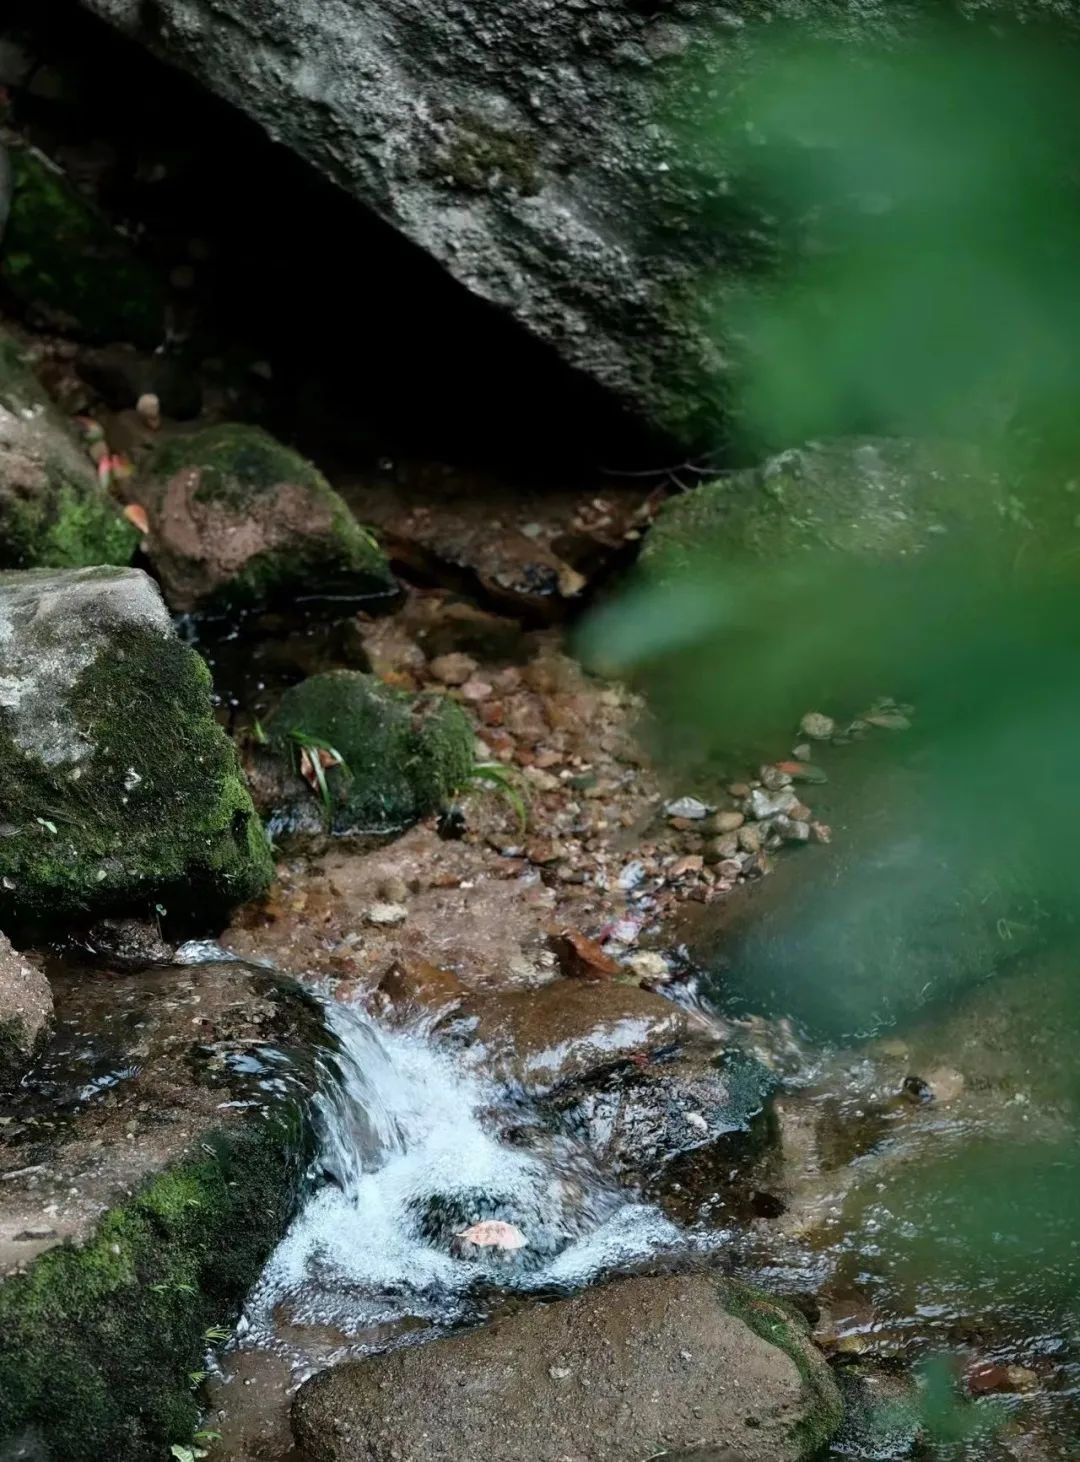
[
  {"left": 0, "top": 328, "right": 137, "bottom": 568},
  {"left": 0, "top": 565, "right": 272, "bottom": 922},
  {"left": 0, "top": 141, "right": 164, "bottom": 345},
  {"left": 268, "top": 669, "right": 474, "bottom": 833},
  {"left": 138, "top": 423, "right": 396, "bottom": 611}
]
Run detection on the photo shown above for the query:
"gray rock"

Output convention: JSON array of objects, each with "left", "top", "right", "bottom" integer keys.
[
  {"left": 292, "top": 1273, "right": 842, "bottom": 1462},
  {"left": 0, "top": 565, "right": 272, "bottom": 921},
  {"left": 0, "top": 933, "right": 49, "bottom": 1084},
  {"left": 74, "top": 2, "right": 1073, "bottom": 443},
  {"left": 747, "top": 786, "right": 799, "bottom": 820}
]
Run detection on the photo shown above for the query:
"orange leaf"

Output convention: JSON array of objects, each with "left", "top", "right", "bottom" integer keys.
[
  {"left": 123, "top": 503, "right": 150, "bottom": 535},
  {"left": 455, "top": 1220, "right": 526, "bottom": 1250},
  {"left": 551, "top": 927, "right": 622, "bottom": 980}
]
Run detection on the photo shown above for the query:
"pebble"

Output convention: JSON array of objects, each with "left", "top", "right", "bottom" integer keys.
[
  {"left": 663, "top": 796, "right": 711, "bottom": 820},
  {"left": 799, "top": 711, "right": 835, "bottom": 740},
  {"left": 726, "top": 781, "right": 751, "bottom": 798},
  {"left": 460, "top": 677, "right": 493, "bottom": 702},
  {"left": 865, "top": 711, "right": 912, "bottom": 731},
  {"left": 713, "top": 810, "right": 745, "bottom": 833},
  {"left": 792, "top": 743, "right": 812, "bottom": 761},
  {"left": 707, "top": 834, "right": 740, "bottom": 861},
  {"left": 809, "top": 821, "right": 832, "bottom": 844},
  {"left": 428, "top": 652, "right": 478, "bottom": 686},
  {"left": 737, "top": 824, "right": 764, "bottom": 854},
  {"left": 617, "top": 861, "right": 647, "bottom": 890},
  {"left": 365, "top": 902, "right": 408, "bottom": 926},
  {"left": 668, "top": 854, "right": 704, "bottom": 878},
  {"left": 746, "top": 787, "right": 799, "bottom": 820},
  {"left": 773, "top": 815, "right": 810, "bottom": 843},
  {"left": 759, "top": 765, "right": 793, "bottom": 791}
]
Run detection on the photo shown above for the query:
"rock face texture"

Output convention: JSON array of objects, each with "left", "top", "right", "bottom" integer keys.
[
  {"left": 0, "top": 565, "right": 272, "bottom": 921},
  {"left": 293, "top": 1271, "right": 842, "bottom": 1462},
  {"left": 0, "top": 958, "right": 321, "bottom": 1462},
  {"left": 0, "top": 932, "right": 50, "bottom": 1084},
  {"left": 71, "top": 0, "right": 1080, "bottom": 444}
]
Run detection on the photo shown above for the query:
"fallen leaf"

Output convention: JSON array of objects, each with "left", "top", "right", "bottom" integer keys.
[
  {"left": 123, "top": 502, "right": 150, "bottom": 535},
  {"left": 551, "top": 927, "right": 622, "bottom": 981},
  {"left": 455, "top": 1220, "right": 527, "bottom": 1250},
  {"left": 299, "top": 744, "right": 342, "bottom": 790}
]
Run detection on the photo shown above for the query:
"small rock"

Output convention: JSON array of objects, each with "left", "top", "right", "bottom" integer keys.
[
  {"left": 799, "top": 711, "right": 835, "bottom": 740},
  {"left": 708, "top": 834, "right": 740, "bottom": 861},
  {"left": 668, "top": 855, "right": 704, "bottom": 879},
  {"left": 737, "top": 824, "right": 764, "bottom": 854},
  {"left": 809, "top": 821, "right": 832, "bottom": 844},
  {"left": 760, "top": 765, "right": 793, "bottom": 791},
  {"left": 792, "top": 744, "right": 812, "bottom": 761},
  {"left": 773, "top": 816, "right": 810, "bottom": 844},
  {"left": 713, "top": 810, "right": 745, "bottom": 833},
  {"left": 864, "top": 711, "right": 912, "bottom": 731},
  {"left": 460, "top": 676, "right": 493, "bottom": 702},
  {"left": 617, "top": 861, "right": 647, "bottom": 890},
  {"left": 664, "top": 796, "right": 711, "bottom": 821},
  {"left": 924, "top": 1065, "right": 966, "bottom": 1104},
  {"left": 135, "top": 392, "right": 161, "bottom": 430},
  {"left": 365, "top": 902, "right": 408, "bottom": 926},
  {"left": 428, "top": 652, "right": 478, "bottom": 686},
  {"left": 747, "top": 787, "right": 799, "bottom": 821},
  {"left": 727, "top": 781, "right": 751, "bottom": 798}
]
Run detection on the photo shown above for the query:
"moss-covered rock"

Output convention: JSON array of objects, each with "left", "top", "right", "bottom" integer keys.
[
  {"left": 268, "top": 669, "right": 474, "bottom": 834},
  {"left": 0, "top": 328, "right": 138, "bottom": 568},
  {"left": 0, "top": 959, "right": 320, "bottom": 1462},
  {"left": 138, "top": 423, "right": 396, "bottom": 611},
  {"left": 0, "top": 141, "right": 164, "bottom": 345},
  {"left": 0, "top": 565, "right": 272, "bottom": 923},
  {"left": 641, "top": 437, "right": 1008, "bottom": 581}
]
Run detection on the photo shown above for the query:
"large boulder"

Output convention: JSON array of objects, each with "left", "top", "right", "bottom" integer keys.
[
  {"left": 0, "top": 565, "right": 272, "bottom": 922},
  {"left": 292, "top": 1271, "right": 842, "bottom": 1462},
  {"left": 73, "top": 0, "right": 1075, "bottom": 445},
  {"left": 136, "top": 424, "right": 396, "bottom": 611},
  {"left": 0, "top": 328, "right": 137, "bottom": 569},
  {"left": 0, "top": 957, "right": 320, "bottom": 1462},
  {"left": 0, "top": 931, "right": 49, "bottom": 1084}
]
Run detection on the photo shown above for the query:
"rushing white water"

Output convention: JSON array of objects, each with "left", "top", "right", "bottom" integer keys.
[{"left": 237, "top": 998, "right": 689, "bottom": 1373}]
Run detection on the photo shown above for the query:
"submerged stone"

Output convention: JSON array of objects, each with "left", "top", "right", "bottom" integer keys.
[
  {"left": 268, "top": 669, "right": 474, "bottom": 835},
  {"left": 0, "top": 328, "right": 137, "bottom": 569},
  {"left": 0, "top": 565, "right": 272, "bottom": 923},
  {"left": 0, "top": 141, "right": 164, "bottom": 345},
  {"left": 293, "top": 1272, "right": 842, "bottom": 1462},
  {"left": 641, "top": 438, "right": 1007, "bottom": 581},
  {"left": 0, "top": 932, "right": 50, "bottom": 1085},
  {"left": 0, "top": 959, "right": 320, "bottom": 1462},
  {"left": 137, "top": 423, "right": 396, "bottom": 611}
]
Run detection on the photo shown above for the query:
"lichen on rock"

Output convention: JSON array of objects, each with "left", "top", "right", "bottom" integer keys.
[
  {"left": 0, "top": 327, "right": 137, "bottom": 569},
  {"left": 0, "top": 565, "right": 272, "bottom": 922},
  {"left": 0, "top": 931, "right": 50, "bottom": 1085},
  {"left": 268, "top": 668, "right": 474, "bottom": 834},
  {"left": 137, "top": 423, "right": 396, "bottom": 611}
]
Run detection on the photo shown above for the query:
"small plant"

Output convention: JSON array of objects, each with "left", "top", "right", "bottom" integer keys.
[
  {"left": 466, "top": 761, "right": 529, "bottom": 834},
  {"left": 288, "top": 729, "right": 347, "bottom": 826},
  {"left": 203, "top": 1324, "right": 231, "bottom": 1344}
]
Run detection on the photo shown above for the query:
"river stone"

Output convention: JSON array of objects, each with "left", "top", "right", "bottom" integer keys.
[
  {"left": 641, "top": 437, "right": 1007, "bottom": 582},
  {"left": 135, "top": 423, "right": 395, "bottom": 611},
  {"left": 0, "top": 958, "right": 320, "bottom": 1462},
  {"left": 0, "top": 565, "right": 272, "bottom": 922},
  {"left": 0, "top": 139, "right": 164, "bottom": 345},
  {"left": 0, "top": 327, "right": 137, "bottom": 569},
  {"left": 267, "top": 669, "right": 474, "bottom": 835},
  {"left": 74, "top": 0, "right": 1077, "bottom": 445},
  {"left": 450, "top": 980, "right": 688, "bottom": 1095},
  {"left": 292, "top": 1272, "right": 842, "bottom": 1462},
  {"left": 0, "top": 932, "right": 49, "bottom": 1084}
]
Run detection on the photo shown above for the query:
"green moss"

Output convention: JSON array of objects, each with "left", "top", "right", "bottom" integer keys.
[
  {"left": 718, "top": 1278, "right": 843, "bottom": 1456},
  {"left": 269, "top": 669, "right": 474, "bottom": 833},
  {"left": 0, "top": 1118, "right": 305, "bottom": 1462},
  {"left": 1, "top": 145, "right": 164, "bottom": 345},
  {"left": 0, "top": 626, "right": 272, "bottom": 921},
  {"left": 0, "top": 327, "right": 137, "bottom": 569},
  {"left": 147, "top": 424, "right": 394, "bottom": 605}
]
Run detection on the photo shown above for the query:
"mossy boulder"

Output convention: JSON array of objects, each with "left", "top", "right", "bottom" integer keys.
[
  {"left": 268, "top": 669, "right": 474, "bottom": 834},
  {"left": 0, "top": 565, "right": 272, "bottom": 924},
  {"left": 0, "top": 140, "right": 164, "bottom": 344},
  {"left": 293, "top": 1271, "right": 842, "bottom": 1461},
  {"left": 137, "top": 423, "right": 396, "bottom": 611},
  {"left": 0, "top": 328, "right": 137, "bottom": 568},
  {"left": 641, "top": 437, "right": 1008, "bottom": 581},
  {"left": 0, "top": 959, "right": 321, "bottom": 1462}
]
